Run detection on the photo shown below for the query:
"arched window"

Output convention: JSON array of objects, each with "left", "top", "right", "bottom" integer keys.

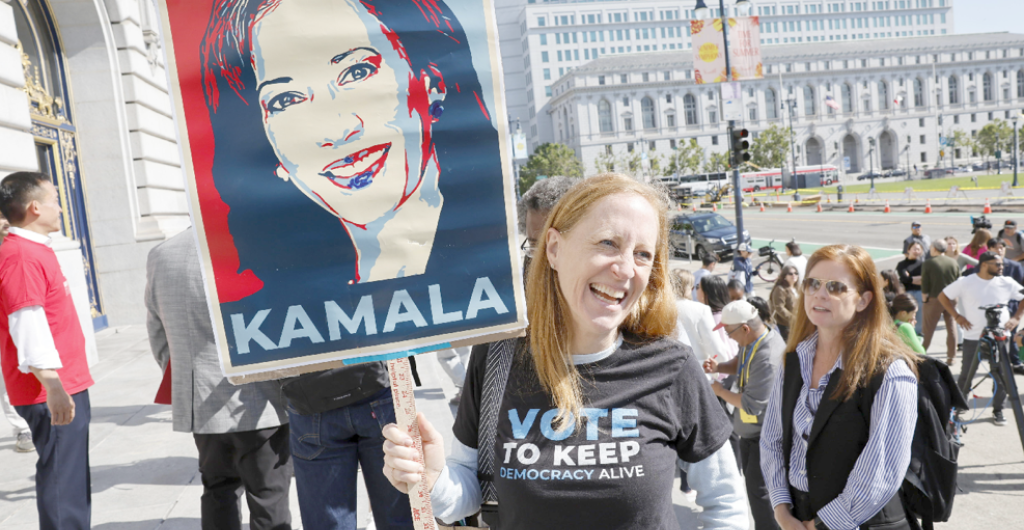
[
  {"left": 879, "top": 81, "right": 890, "bottom": 110},
  {"left": 948, "top": 75, "right": 959, "bottom": 104},
  {"left": 983, "top": 72, "right": 994, "bottom": 101},
  {"left": 641, "top": 96, "right": 656, "bottom": 129},
  {"left": 841, "top": 83, "right": 853, "bottom": 113},
  {"left": 913, "top": 78, "right": 924, "bottom": 107},
  {"left": 803, "top": 86, "right": 816, "bottom": 116},
  {"left": 598, "top": 99, "right": 613, "bottom": 133},
  {"left": 1018, "top": 70, "right": 1024, "bottom": 98},
  {"left": 684, "top": 94, "right": 698, "bottom": 125},
  {"left": 765, "top": 88, "right": 778, "bottom": 119}
]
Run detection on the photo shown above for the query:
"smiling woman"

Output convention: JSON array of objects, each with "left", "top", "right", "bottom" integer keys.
[{"left": 201, "top": 0, "right": 499, "bottom": 283}]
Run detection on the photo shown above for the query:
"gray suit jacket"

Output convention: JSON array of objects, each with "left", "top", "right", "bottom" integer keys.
[{"left": 145, "top": 230, "right": 288, "bottom": 434}]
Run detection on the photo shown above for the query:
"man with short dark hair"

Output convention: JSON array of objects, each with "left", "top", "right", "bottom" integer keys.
[
  {"left": 921, "top": 239, "right": 960, "bottom": 365},
  {"left": 903, "top": 221, "right": 932, "bottom": 256},
  {"left": 997, "top": 220, "right": 1024, "bottom": 262},
  {"left": 517, "top": 176, "right": 576, "bottom": 261},
  {"left": 692, "top": 253, "right": 720, "bottom": 299},
  {"left": 0, "top": 172, "right": 93, "bottom": 528},
  {"left": 939, "top": 252, "right": 1024, "bottom": 425},
  {"left": 705, "top": 300, "right": 785, "bottom": 530}
]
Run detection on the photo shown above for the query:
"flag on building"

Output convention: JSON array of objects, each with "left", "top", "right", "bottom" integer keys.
[{"left": 825, "top": 96, "right": 840, "bottom": 110}]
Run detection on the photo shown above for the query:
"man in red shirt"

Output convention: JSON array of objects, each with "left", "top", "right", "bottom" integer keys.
[{"left": 0, "top": 172, "right": 93, "bottom": 529}]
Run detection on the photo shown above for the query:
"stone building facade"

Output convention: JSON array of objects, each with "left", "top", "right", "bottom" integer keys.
[
  {"left": 0, "top": 0, "right": 189, "bottom": 354},
  {"left": 547, "top": 32, "right": 1024, "bottom": 178}
]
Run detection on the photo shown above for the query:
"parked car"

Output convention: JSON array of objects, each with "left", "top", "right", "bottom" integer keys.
[
  {"left": 953, "top": 165, "right": 970, "bottom": 173},
  {"left": 857, "top": 171, "right": 884, "bottom": 181},
  {"left": 669, "top": 212, "right": 751, "bottom": 260},
  {"left": 972, "top": 163, "right": 988, "bottom": 172},
  {"left": 888, "top": 168, "right": 908, "bottom": 177}
]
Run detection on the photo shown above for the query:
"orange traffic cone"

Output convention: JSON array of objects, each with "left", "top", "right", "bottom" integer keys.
[
  {"left": 787, "top": 202, "right": 793, "bottom": 213},
  {"left": 924, "top": 200, "right": 933, "bottom": 214},
  {"left": 983, "top": 198, "right": 992, "bottom": 214},
  {"left": 759, "top": 203, "right": 765, "bottom": 212},
  {"left": 848, "top": 202, "right": 855, "bottom": 213},
  {"left": 712, "top": 203, "right": 718, "bottom": 212},
  {"left": 816, "top": 202, "right": 823, "bottom": 213},
  {"left": 826, "top": 194, "right": 831, "bottom": 204},
  {"left": 884, "top": 200, "right": 891, "bottom": 213},
  {"left": 692, "top": 203, "right": 698, "bottom": 212},
  {"left": 855, "top": 194, "right": 860, "bottom": 204}
]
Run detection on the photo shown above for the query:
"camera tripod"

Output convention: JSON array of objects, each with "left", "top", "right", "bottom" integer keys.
[{"left": 973, "top": 304, "right": 1024, "bottom": 454}]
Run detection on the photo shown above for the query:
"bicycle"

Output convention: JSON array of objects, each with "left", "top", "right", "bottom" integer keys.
[
  {"left": 754, "top": 239, "right": 784, "bottom": 283},
  {"left": 970, "top": 303, "right": 1024, "bottom": 452}
]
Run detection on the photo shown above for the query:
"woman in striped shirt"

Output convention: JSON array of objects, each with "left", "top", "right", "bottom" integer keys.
[{"left": 760, "top": 245, "right": 920, "bottom": 530}]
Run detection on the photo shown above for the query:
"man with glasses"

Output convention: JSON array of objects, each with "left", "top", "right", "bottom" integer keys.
[
  {"left": 704, "top": 300, "right": 785, "bottom": 530},
  {"left": 938, "top": 252, "right": 1024, "bottom": 426}
]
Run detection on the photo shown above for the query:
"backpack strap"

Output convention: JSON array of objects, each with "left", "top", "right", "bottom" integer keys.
[{"left": 477, "top": 338, "right": 517, "bottom": 504}]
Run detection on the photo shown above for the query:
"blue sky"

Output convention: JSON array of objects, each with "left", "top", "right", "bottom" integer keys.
[{"left": 954, "top": 1, "right": 1024, "bottom": 34}]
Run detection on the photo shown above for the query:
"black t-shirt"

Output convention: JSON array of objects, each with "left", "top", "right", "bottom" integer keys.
[
  {"left": 896, "top": 257, "right": 923, "bottom": 292},
  {"left": 454, "top": 335, "right": 733, "bottom": 530}
]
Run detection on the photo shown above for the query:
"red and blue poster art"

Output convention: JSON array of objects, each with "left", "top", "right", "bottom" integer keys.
[{"left": 158, "top": 0, "right": 526, "bottom": 378}]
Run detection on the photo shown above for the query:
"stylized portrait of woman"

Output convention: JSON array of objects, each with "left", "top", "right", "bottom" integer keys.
[
  {"left": 203, "top": 0, "right": 498, "bottom": 283},
  {"left": 179, "top": 0, "right": 518, "bottom": 363}
]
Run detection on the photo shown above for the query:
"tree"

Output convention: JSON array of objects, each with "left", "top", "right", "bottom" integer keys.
[
  {"left": 749, "top": 123, "right": 791, "bottom": 169},
  {"left": 976, "top": 119, "right": 1014, "bottom": 163},
  {"left": 593, "top": 150, "right": 621, "bottom": 174},
  {"left": 947, "top": 129, "right": 975, "bottom": 166},
  {"left": 665, "top": 138, "right": 705, "bottom": 177},
  {"left": 519, "top": 142, "right": 584, "bottom": 190},
  {"left": 703, "top": 152, "right": 729, "bottom": 173}
]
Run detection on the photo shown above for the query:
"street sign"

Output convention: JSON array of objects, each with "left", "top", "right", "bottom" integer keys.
[
  {"left": 996, "top": 150, "right": 1002, "bottom": 159},
  {"left": 940, "top": 149, "right": 945, "bottom": 158},
  {"left": 722, "top": 82, "right": 743, "bottom": 121},
  {"left": 843, "top": 156, "right": 851, "bottom": 170}
]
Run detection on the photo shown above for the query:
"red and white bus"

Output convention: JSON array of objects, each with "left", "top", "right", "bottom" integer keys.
[{"left": 739, "top": 165, "right": 840, "bottom": 192}]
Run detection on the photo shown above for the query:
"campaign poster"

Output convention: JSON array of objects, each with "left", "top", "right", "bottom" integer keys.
[
  {"left": 157, "top": 0, "right": 527, "bottom": 379},
  {"left": 691, "top": 16, "right": 763, "bottom": 84}
]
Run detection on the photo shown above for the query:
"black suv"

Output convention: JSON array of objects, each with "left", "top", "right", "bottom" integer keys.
[{"left": 669, "top": 213, "right": 751, "bottom": 260}]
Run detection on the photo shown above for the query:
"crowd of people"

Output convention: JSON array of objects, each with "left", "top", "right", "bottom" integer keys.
[{"left": 0, "top": 170, "right": 1018, "bottom": 530}]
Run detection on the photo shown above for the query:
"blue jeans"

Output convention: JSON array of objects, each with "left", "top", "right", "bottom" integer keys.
[
  {"left": 910, "top": 290, "right": 924, "bottom": 335},
  {"left": 287, "top": 388, "right": 412, "bottom": 530}
]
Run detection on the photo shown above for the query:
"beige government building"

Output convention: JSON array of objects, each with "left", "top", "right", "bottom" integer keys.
[{"left": 0, "top": 0, "right": 188, "bottom": 356}]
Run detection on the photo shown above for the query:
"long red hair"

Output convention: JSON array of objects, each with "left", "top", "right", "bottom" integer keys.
[
  {"left": 526, "top": 174, "right": 677, "bottom": 424},
  {"left": 785, "top": 245, "right": 919, "bottom": 400}
]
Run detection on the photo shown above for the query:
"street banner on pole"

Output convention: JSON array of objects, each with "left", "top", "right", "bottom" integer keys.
[
  {"left": 691, "top": 16, "right": 763, "bottom": 84},
  {"left": 721, "top": 81, "right": 743, "bottom": 121},
  {"left": 513, "top": 131, "right": 528, "bottom": 160},
  {"left": 158, "top": 0, "right": 527, "bottom": 381}
]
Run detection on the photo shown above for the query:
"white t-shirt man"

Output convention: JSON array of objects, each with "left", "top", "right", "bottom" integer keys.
[{"left": 941, "top": 274, "right": 1024, "bottom": 341}]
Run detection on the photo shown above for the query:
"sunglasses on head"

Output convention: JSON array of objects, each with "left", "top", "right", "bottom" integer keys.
[{"left": 802, "top": 277, "right": 852, "bottom": 296}]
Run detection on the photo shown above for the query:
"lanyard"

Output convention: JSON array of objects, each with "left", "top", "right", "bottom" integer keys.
[{"left": 738, "top": 330, "right": 769, "bottom": 388}]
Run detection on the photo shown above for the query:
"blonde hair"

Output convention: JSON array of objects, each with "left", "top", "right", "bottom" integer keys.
[
  {"left": 526, "top": 174, "right": 677, "bottom": 424},
  {"left": 785, "top": 245, "right": 919, "bottom": 401},
  {"left": 672, "top": 269, "right": 695, "bottom": 300}
]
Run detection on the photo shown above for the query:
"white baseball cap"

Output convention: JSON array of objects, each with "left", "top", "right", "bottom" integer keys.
[{"left": 712, "top": 300, "right": 759, "bottom": 331}]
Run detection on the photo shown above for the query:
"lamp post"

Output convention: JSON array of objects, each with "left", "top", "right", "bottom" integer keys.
[
  {"left": 695, "top": 0, "right": 751, "bottom": 249},
  {"left": 868, "top": 137, "right": 876, "bottom": 192},
  {"left": 1013, "top": 113, "right": 1020, "bottom": 188},
  {"left": 784, "top": 97, "right": 798, "bottom": 190}
]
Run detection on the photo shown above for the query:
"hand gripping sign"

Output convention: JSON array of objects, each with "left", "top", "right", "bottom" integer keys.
[{"left": 158, "top": 0, "right": 527, "bottom": 526}]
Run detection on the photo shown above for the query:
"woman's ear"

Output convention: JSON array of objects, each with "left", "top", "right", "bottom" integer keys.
[
  {"left": 855, "top": 290, "right": 873, "bottom": 312},
  {"left": 546, "top": 227, "right": 562, "bottom": 271}
]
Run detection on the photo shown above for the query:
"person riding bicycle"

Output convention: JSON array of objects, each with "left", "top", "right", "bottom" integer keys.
[{"left": 937, "top": 251, "right": 1024, "bottom": 426}]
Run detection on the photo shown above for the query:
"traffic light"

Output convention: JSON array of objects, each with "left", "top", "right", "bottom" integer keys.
[{"left": 731, "top": 128, "right": 751, "bottom": 164}]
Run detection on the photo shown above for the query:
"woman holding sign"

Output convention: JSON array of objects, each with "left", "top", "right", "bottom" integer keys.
[{"left": 382, "top": 175, "right": 747, "bottom": 529}]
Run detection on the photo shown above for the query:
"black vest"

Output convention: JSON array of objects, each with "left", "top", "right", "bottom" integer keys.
[{"left": 781, "top": 351, "right": 908, "bottom": 529}]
